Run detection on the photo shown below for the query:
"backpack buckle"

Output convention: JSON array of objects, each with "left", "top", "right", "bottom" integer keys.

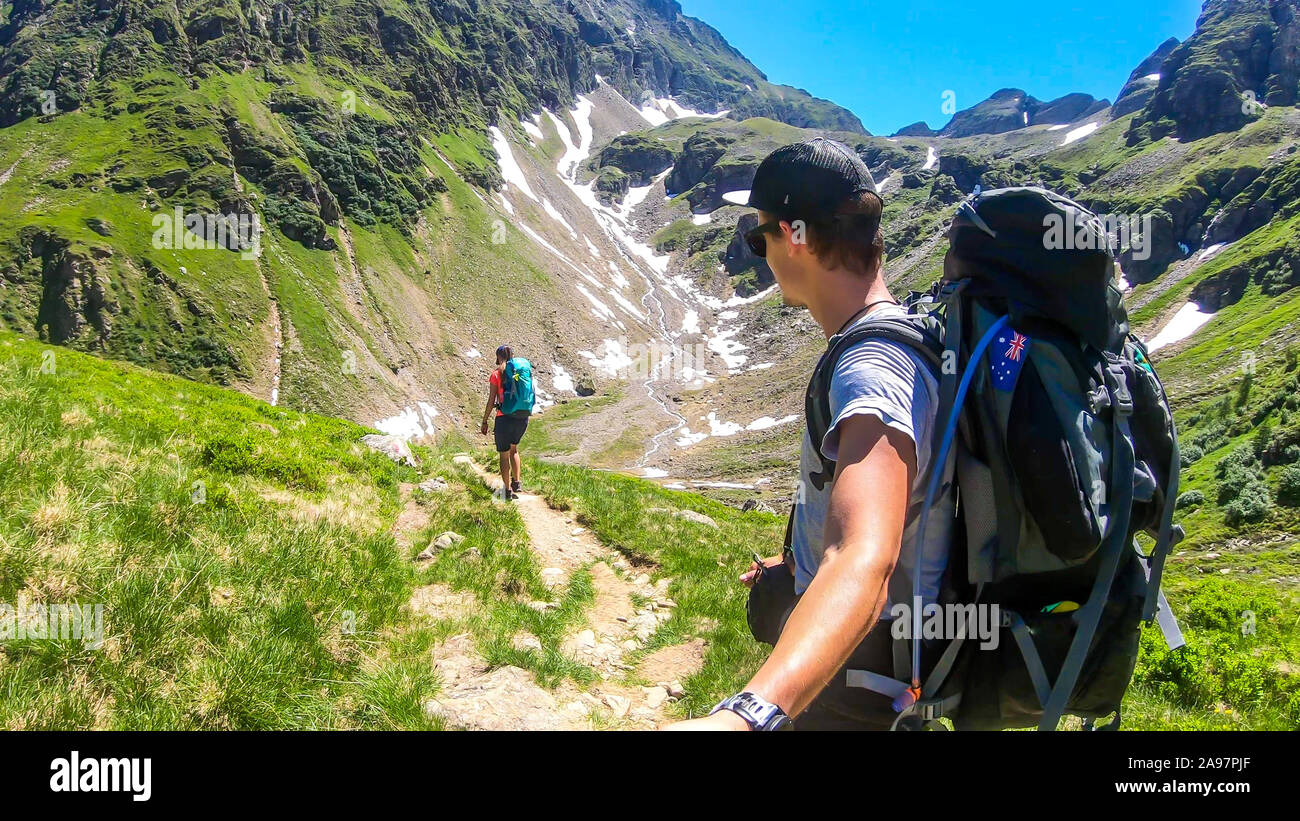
[
  {"left": 1105, "top": 364, "right": 1134, "bottom": 417},
  {"left": 1088, "top": 386, "right": 1111, "bottom": 413}
]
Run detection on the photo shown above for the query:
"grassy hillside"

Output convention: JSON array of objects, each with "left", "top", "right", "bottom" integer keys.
[
  {"left": 0, "top": 329, "right": 780, "bottom": 727},
  {"left": 1, "top": 329, "right": 1294, "bottom": 729}
]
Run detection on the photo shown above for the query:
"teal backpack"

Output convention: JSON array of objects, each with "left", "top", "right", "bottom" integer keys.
[
  {"left": 805, "top": 187, "right": 1186, "bottom": 731},
  {"left": 500, "top": 357, "right": 535, "bottom": 417}
]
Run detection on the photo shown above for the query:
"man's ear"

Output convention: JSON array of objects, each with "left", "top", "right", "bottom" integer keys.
[{"left": 781, "top": 219, "right": 809, "bottom": 257}]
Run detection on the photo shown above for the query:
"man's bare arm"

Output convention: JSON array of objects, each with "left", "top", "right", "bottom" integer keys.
[{"left": 742, "top": 413, "right": 916, "bottom": 719}]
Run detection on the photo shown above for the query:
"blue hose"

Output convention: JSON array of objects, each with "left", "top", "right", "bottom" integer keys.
[{"left": 905, "top": 314, "right": 1011, "bottom": 694}]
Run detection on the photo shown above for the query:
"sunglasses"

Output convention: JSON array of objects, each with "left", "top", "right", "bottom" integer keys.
[{"left": 744, "top": 220, "right": 784, "bottom": 258}]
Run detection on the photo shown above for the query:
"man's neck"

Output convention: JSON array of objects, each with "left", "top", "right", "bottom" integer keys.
[{"left": 805, "top": 267, "right": 895, "bottom": 339}]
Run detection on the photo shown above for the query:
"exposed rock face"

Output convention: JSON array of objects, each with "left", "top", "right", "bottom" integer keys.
[
  {"left": 893, "top": 121, "right": 937, "bottom": 137},
  {"left": 940, "top": 88, "right": 1040, "bottom": 137},
  {"left": 0, "top": 0, "right": 864, "bottom": 135},
  {"left": 721, "top": 213, "right": 775, "bottom": 295},
  {"left": 666, "top": 132, "right": 736, "bottom": 194},
  {"left": 1034, "top": 92, "right": 1110, "bottom": 124},
  {"left": 592, "top": 134, "right": 675, "bottom": 185},
  {"left": 1113, "top": 37, "right": 1181, "bottom": 116},
  {"left": 939, "top": 89, "right": 1109, "bottom": 137},
  {"left": 1129, "top": 0, "right": 1300, "bottom": 143},
  {"left": 38, "top": 249, "right": 117, "bottom": 346}
]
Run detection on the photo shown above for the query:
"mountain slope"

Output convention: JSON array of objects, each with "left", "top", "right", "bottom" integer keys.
[{"left": 0, "top": 0, "right": 861, "bottom": 439}]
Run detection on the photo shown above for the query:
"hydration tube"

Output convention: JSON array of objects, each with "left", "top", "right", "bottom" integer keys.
[{"left": 896, "top": 314, "right": 1011, "bottom": 711}]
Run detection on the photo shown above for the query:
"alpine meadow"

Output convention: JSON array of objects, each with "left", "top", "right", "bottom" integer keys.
[{"left": 0, "top": 0, "right": 1297, "bottom": 737}]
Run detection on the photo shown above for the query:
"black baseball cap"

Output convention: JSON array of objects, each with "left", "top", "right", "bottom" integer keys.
[{"left": 747, "top": 138, "right": 881, "bottom": 221}]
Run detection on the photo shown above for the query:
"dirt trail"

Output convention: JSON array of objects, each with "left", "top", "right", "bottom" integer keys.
[
  {"left": 254, "top": 259, "right": 283, "bottom": 406},
  {"left": 417, "top": 459, "right": 706, "bottom": 730}
]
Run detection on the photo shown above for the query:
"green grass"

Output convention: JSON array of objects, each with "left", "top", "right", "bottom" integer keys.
[{"left": 0, "top": 329, "right": 435, "bottom": 728}]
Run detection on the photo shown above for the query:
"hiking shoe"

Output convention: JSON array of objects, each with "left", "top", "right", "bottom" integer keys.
[{"left": 511, "top": 480, "right": 522, "bottom": 494}]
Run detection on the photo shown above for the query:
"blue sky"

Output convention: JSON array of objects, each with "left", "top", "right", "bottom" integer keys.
[{"left": 679, "top": 0, "right": 1204, "bottom": 135}]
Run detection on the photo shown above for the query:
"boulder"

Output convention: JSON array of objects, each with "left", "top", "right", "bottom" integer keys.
[{"left": 361, "top": 434, "right": 417, "bottom": 467}]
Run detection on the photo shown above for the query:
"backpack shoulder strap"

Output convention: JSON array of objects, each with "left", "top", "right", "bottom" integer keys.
[{"left": 805, "top": 314, "right": 944, "bottom": 491}]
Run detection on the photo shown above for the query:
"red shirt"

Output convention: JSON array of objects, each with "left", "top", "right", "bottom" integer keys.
[{"left": 489, "top": 369, "right": 503, "bottom": 417}]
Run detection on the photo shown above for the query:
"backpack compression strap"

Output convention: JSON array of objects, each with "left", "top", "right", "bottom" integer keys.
[{"left": 805, "top": 316, "right": 945, "bottom": 491}]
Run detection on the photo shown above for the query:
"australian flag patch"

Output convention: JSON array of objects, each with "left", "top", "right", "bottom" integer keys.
[{"left": 991, "top": 330, "right": 1032, "bottom": 391}]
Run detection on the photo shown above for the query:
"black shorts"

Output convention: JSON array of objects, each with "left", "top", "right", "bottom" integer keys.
[{"left": 493, "top": 413, "right": 529, "bottom": 453}]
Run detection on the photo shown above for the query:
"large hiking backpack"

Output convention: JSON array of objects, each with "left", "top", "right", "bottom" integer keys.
[
  {"left": 500, "top": 357, "right": 535, "bottom": 417},
  {"left": 805, "top": 187, "right": 1186, "bottom": 731}
]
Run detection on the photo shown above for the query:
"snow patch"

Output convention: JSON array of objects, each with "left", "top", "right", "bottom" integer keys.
[
  {"left": 579, "top": 339, "right": 634, "bottom": 377},
  {"left": 542, "top": 198, "right": 578, "bottom": 239},
  {"left": 489, "top": 126, "right": 537, "bottom": 201},
  {"left": 551, "top": 363, "right": 575, "bottom": 394},
  {"left": 639, "top": 98, "right": 726, "bottom": 126},
  {"left": 721, "top": 190, "right": 751, "bottom": 206},
  {"left": 682, "top": 310, "right": 701, "bottom": 335},
  {"left": 923, "top": 145, "right": 938, "bottom": 171},
  {"left": 521, "top": 119, "right": 545, "bottom": 144},
  {"left": 1198, "top": 243, "right": 1226, "bottom": 262},
  {"left": 746, "top": 415, "right": 799, "bottom": 432},
  {"left": 1147, "top": 302, "right": 1216, "bottom": 353},
  {"left": 374, "top": 402, "right": 440, "bottom": 440},
  {"left": 1062, "top": 122, "right": 1100, "bottom": 146}
]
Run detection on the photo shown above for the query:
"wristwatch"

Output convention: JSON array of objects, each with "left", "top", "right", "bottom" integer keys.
[{"left": 711, "top": 692, "right": 792, "bottom": 731}]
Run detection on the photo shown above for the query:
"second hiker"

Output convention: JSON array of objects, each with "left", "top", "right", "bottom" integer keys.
[{"left": 480, "top": 345, "right": 535, "bottom": 500}]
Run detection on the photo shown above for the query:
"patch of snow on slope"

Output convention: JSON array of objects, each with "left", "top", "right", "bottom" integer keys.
[
  {"left": 375, "top": 402, "right": 440, "bottom": 440},
  {"left": 746, "top": 415, "right": 799, "bottom": 431},
  {"left": 521, "top": 119, "right": 544, "bottom": 144},
  {"left": 675, "top": 428, "right": 709, "bottom": 447},
  {"left": 579, "top": 339, "right": 634, "bottom": 377},
  {"left": 576, "top": 283, "right": 618, "bottom": 322},
  {"left": 639, "top": 98, "right": 726, "bottom": 126},
  {"left": 542, "top": 198, "right": 578, "bottom": 238},
  {"left": 551, "top": 363, "right": 575, "bottom": 393},
  {"left": 489, "top": 126, "right": 537, "bottom": 201},
  {"left": 1147, "top": 303, "right": 1216, "bottom": 353},
  {"left": 682, "top": 310, "right": 701, "bottom": 334},
  {"left": 692, "top": 213, "right": 712, "bottom": 225},
  {"left": 923, "top": 145, "right": 938, "bottom": 170},
  {"left": 1062, "top": 122, "right": 1100, "bottom": 146},
  {"left": 721, "top": 190, "right": 751, "bottom": 206},
  {"left": 707, "top": 326, "right": 748, "bottom": 371},
  {"left": 463, "top": 348, "right": 482, "bottom": 359},
  {"left": 1198, "top": 243, "right": 1227, "bottom": 262}
]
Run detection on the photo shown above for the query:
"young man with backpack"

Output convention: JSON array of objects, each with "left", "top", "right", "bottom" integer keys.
[
  {"left": 480, "top": 345, "right": 535, "bottom": 500},
  {"left": 667, "top": 139, "right": 1183, "bottom": 732}
]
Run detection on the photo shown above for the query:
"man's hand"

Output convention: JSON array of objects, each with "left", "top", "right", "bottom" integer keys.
[
  {"left": 661, "top": 710, "right": 752, "bottom": 731},
  {"left": 741, "top": 555, "right": 786, "bottom": 588},
  {"left": 480, "top": 420, "right": 489, "bottom": 436}
]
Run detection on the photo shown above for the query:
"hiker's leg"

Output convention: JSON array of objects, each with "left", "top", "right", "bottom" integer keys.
[
  {"left": 498, "top": 450, "right": 510, "bottom": 491},
  {"left": 510, "top": 445, "right": 521, "bottom": 483}
]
